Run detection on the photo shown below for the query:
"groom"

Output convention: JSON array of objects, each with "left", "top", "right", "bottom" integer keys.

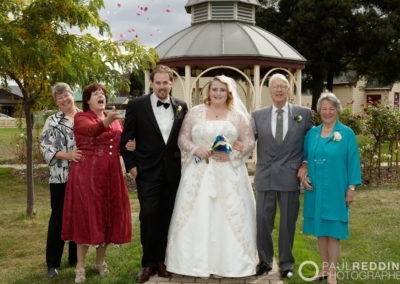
[
  {"left": 121, "top": 65, "right": 188, "bottom": 283},
  {"left": 251, "top": 73, "right": 313, "bottom": 279}
]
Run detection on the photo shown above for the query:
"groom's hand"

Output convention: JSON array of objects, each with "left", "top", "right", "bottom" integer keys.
[{"left": 129, "top": 167, "right": 137, "bottom": 180}]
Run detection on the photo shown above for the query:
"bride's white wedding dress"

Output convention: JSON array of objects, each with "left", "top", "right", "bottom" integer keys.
[{"left": 165, "top": 104, "right": 258, "bottom": 277}]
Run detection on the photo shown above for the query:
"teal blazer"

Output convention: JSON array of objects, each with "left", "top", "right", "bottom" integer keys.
[{"left": 303, "top": 120, "right": 361, "bottom": 222}]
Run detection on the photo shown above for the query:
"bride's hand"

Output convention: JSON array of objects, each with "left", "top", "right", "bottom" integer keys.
[
  {"left": 211, "top": 151, "right": 229, "bottom": 162},
  {"left": 194, "top": 147, "right": 211, "bottom": 159}
]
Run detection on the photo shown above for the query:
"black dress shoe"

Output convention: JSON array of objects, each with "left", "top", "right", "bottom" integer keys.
[
  {"left": 157, "top": 262, "right": 171, "bottom": 277},
  {"left": 256, "top": 262, "right": 272, "bottom": 276},
  {"left": 135, "top": 266, "right": 156, "bottom": 283},
  {"left": 47, "top": 267, "right": 58, "bottom": 278},
  {"left": 281, "top": 270, "right": 293, "bottom": 279}
]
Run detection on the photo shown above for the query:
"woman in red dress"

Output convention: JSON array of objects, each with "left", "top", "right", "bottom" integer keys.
[{"left": 62, "top": 82, "right": 132, "bottom": 283}]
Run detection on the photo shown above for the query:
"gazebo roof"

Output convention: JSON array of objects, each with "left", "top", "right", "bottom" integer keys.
[
  {"left": 155, "top": 21, "right": 306, "bottom": 69},
  {"left": 185, "top": 0, "right": 260, "bottom": 12}
]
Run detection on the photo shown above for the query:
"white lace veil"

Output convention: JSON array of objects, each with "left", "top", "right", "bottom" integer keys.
[{"left": 218, "top": 75, "right": 251, "bottom": 121}]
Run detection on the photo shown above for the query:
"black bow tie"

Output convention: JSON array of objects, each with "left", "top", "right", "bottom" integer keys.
[{"left": 157, "top": 100, "right": 170, "bottom": 109}]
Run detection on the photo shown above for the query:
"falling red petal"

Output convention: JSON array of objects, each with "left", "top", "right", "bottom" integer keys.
[
  {"left": 120, "top": 33, "right": 125, "bottom": 38},
  {"left": 137, "top": 13, "right": 141, "bottom": 16},
  {"left": 131, "top": 28, "right": 135, "bottom": 32},
  {"left": 150, "top": 34, "right": 153, "bottom": 36},
  {"left": 144, "top": 7, "right": 148, "bottom": 12},
  {"left": 166, "top": 8, "right": 171, "bottom": 13},
  {"left": 117, "top": 3, "right": 121, "bottom": 7},
  {"left": 135, "top": 34, "right": 138, "bottom": 38}
]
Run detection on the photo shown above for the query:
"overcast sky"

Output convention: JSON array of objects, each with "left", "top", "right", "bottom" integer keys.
[{"left": 101, "top": 0, "right": 191, "bottom": 47}]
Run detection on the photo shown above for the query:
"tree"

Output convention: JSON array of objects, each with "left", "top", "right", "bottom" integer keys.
[
  {"left": 0, "top": 0, "right": 158, "bottom": 217},
  {"left": 350, "top": 0, "right": 400, "bottom": 85},
  {"left": 256, "top": 0, "right": 400, "bottom": 110},
  {"left": 129, "top": 68, "right": 145, "bottom": 98}
]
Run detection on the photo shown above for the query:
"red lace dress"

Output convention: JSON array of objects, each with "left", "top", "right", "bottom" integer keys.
[{"left": 62, "top": 110, "right": 132, "bottom": 245}]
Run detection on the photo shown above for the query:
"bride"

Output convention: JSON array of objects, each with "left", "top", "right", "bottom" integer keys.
[{"left": 165, "top": 75, "right": 257, "bottom": 278}]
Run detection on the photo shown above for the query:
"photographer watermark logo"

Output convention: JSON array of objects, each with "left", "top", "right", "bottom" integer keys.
[
  {"left": 298, "top": 260, "right": 319, "bottom": 281},
  {"left": 298, "top": 260, "right": 400, "bottom": 281}
]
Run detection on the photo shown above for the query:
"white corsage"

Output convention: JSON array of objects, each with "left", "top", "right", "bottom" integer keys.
[
  {"left": 294, "top": 115, "right": 302, "bottom": 123},
  {"left": 175, "top": 105, "right": 182, "bottom": 117},
  {"left": 329, "top": 131, "right": 342, "bottom": 143}
]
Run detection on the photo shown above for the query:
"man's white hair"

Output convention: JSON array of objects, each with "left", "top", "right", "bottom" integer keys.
[{"left": 268, "top": 73, "right": 289, "bottom": 87}]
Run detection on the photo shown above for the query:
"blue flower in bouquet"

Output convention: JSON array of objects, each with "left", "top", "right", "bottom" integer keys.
[
  {"left": 195, "top": 135, "right": 232, "bottom": 163},
  {"left": 211, "top": 135, "right": 232, "bottom": 154}
]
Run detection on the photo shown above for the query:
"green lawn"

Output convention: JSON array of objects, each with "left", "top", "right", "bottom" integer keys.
[
  {"left": 1, "top": 167, "right": 399, "bottom": 284},
  {"left": 0, "top": 168, "right": 142, "bottom": 284},
  {"left": 0, "top": 128, "right": 23, "bottom": 145},
  {"left": 277, "top": 184, "right": 400, "bottom": 284}
]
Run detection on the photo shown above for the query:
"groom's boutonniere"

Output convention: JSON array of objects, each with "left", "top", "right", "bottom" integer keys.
[
  {"left": 328, "top": 131, "right": 342, "bottom": 143},
  {"left": 175, "top": 105, "right": 182, "bottom": 117},
  {"left": 293, "top": 115, "right": 302, "bottom": 123}
]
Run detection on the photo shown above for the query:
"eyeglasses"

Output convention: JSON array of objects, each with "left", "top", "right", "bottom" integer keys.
[
  {"left": 55, "top": 93, "right": 71, "bottom": 102},
  {"left": 271, "top": 84, "right": 289, "bottom": 90}
]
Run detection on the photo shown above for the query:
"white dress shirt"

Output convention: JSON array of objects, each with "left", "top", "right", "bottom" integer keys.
[
  {"left": 271, "top": 102, "right": 289, "bottom": 140},
  {"left": 151, "top": 93, "right": 174, "bottom": 144}
]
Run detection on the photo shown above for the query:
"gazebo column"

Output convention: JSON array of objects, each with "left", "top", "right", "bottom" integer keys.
[
  {"left": 289, "top": 72, "right": 295, "bottom": 104},
  {"left": 185, "top": 65, "right": 192, "bottom": 107},
  {"left": 254, "top": 65, "right": 261, "bottom": 108},
  {"left": 245, "top": 69, "right": 252, "bottom": 111},
  {"left": 145, "top": 69, "right": 150, "bottom": 94},
  {"left": 296, "top": 69, "right": 302, "bottom": 105},
  {"left": 194, "top": 69, "right": 202, "bottom": 105}
]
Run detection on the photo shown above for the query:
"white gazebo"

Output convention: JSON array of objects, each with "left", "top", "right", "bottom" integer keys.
[{"left": 145, "top": 0, "right": 306, "bottom": 110}]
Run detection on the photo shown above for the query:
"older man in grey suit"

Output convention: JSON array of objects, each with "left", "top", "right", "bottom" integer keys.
[{"left": 252, "top": 74, "right": 313, "bottom": 279}]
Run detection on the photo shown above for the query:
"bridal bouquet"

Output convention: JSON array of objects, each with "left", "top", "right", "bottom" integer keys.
[{"left": 195, "top": 135, "right": 232, "bottom": 163}]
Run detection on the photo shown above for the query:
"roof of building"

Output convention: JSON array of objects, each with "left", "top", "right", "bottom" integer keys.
[
  {"left": 365, "top": 81, "right": 392, "bottom": 91},
  {"left": 185, "top": 0, "right": 261, "bottom": 11},
  {"left": 156, "top": 21, "right": 306, "bottom": 68},
  {"left": 0, "top": 85, "right": 23, "bottom": 97},
  {"left": 333, "top": 72, "right": 358, "bottom": 85}
]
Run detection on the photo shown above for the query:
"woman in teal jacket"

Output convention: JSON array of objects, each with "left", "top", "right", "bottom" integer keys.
[{"left": 301, "top": 92, "right": 361, "bottom": 284}]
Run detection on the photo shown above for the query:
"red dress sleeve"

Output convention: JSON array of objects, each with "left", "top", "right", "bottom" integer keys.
[{"left": 74, "top": 112, "right": 107, "bottom": 137}]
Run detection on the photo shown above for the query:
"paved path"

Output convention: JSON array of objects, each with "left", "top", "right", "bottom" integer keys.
[{"left": 146, "top": 259, "right": 283, "bottom": 284}]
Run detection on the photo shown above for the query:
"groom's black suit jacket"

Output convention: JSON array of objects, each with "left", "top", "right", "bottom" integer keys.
[{"left": 120, "top": 94, "right": 188, "bottom": 186}]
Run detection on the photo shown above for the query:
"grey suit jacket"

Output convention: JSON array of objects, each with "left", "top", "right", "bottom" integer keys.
[{"left": 251, "top": 104, "right": 313, "bottom": 192}]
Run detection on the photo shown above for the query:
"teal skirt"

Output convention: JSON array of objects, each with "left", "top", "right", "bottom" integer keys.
[{"left": 303, "top": 217, "right": 348, "bottom": 240}]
